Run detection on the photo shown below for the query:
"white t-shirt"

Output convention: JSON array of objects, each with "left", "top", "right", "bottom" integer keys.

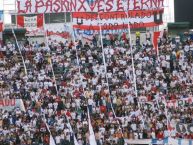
[{"left": 55, "top": 136, "right": 61, "bottom": 143}]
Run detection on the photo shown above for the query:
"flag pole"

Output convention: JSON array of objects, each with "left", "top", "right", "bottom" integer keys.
[
  {"left": 97, "top": 13, "right": 117, "bottom": 118},
  {"left": 122, "top": 0, "right": 139, "bottom": 108},
  {"left": 70, "top": 12, "right": 81, "bottom": 77},
  {"left": 11, "top": 27, "right": 28, "bottom": 76},
  {"left": 121, "top": 0, "right": 146, "bottom": 131},
  {"left": 43, "top": 13, "right": 59, "bottom": 96},
  {"left": 70, "top": 12, "right": 84, "bottom": 145},
  {"left": 97, "top": 13, "right": 125, "bottom": 138}
]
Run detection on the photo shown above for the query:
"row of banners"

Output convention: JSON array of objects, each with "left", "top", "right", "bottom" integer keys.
[
  {"left": 15, "top": 0, "right": 165, "bottom": 33},
  {"left": 16, "top": 11, "right": 163, "bottom": 32}
]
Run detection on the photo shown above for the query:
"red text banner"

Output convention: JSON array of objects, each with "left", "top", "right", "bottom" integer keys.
[
  {"left": 72, "top": 9, "right": 164, "bottom": 30},
  {"left": 17, "top": 0, "right": 164, "bottom": 14},
  {"left": 45, "top": 23, "right": 73, "bottom": 42},
  {"left": 0, "top": 99, "right": 26, "bottom": 111}
]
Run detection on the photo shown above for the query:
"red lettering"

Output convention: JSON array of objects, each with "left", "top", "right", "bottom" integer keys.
[
  {"left": 70, "top": 0, "right": 77, "bottom": 11},
  {"left": 151, "top": 0, "right": 158, "bottom": 8},
  {"left": 106, "top": 0, "right": 113, "bottom": 12},
  {"left": 35, "top": 0, "right": 44, "bottom": 13},
  {"left": 45, "top": 0, "right": 53, "bottom": 13},
  {"left": 0, "top": 100, "right": 3, "bottom": 106},
  {"left": 0, "top": 99, "right": 16, "bottom": 106},
  {"left": 4, "top": 100, "right": 10, "bottom": 106},
  {"left": 10, "top": 100, "right": 16, "bottom": 106},
  {"left": 127, "top": 0, "right": 131, "bottom": 11},
  {"left": 158, "top": 0, "right": 164, "bottom": 7},
  {"left": 141, "top": 0, "right": 150, "bottom": 10},
  {"left": 87, "top": 0, "right": 98, "bottom": 12},
  {"left": 117, "top": 0, "right": 124, "bottom": 11},
  {"left": 98, "top": 0, "right": 104, "bottom": 12},
  {"left": 133, "top": 0, "right": 141, "bottom": 10},
  {"left": 17, "top": 1, "right": 26, "bottom": 13},
  {"left": 53, "top": 0, "right": 61, "bottom": 13},
  {"left": 61, "top": 0, "right": 70, "bottom": 11},
  {"left": 78, "top": 0, "right": 87, "bottom": 12},
  {"left": 25, "top": 0, "right": 32, "bottom": 13}
]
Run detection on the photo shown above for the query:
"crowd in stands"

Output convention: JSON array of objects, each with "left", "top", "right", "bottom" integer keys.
[{"left": 0, "top": 30, "right": 192, "bottom": 145}]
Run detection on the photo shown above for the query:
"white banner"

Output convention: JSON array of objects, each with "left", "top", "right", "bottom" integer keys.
[
  {"left": 17, "top": 0, "right": 165, "bottom": 14},
  {"left": 24, "top": 16, "right": 38, "bottom": 30},
  {"left": 0, "top": 99, "right": 26, "bottom": 111},
  {"left": 45, "top": 23, "right": 73, "bottom": 42}
]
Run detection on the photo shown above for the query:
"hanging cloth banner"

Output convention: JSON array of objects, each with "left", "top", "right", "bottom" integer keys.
[
  {"left": 44, "top": 23, "right": 73, "bottom": 42},
  {"left": 87, "top": 108, "right": 97, "bottom": 145},
  {"left": 16, "top": 0, "right": 165, "bottom": 14},
  {"left": 0, "top": 11, "right": 3, "bottom": 46},
  {"left": 17, "top": 14, "right": 44, "bottom": 32},
  {"left": 0, "top": 99, "right": 26, "bottom": 111},
  {"left": 72, "top": 9, "right": 164, "bottom": 30}
]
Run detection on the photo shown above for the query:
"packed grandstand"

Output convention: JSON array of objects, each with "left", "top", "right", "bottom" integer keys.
[
  {"left": 0, "top": 0, "right": 193, "bottom": 145},
  {"left": 0, "top": 28, "right": 193, "bottom": 145}
]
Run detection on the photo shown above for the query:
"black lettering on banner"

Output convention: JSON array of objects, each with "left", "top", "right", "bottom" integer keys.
[
  {"left": 187, "top": 124, "right": 193, "bottom": 134},
  {"left": 25, "top": 23, "right": 37, "bottom": 27},
  {"left": 176, "top": 123, "right": 186, "bottom": 133},
  {"left": 154, "top": 10, "right": 163, "bottom": 24},
  {"left": 77, "top": 18, "right": 83, "bottom": 25}
]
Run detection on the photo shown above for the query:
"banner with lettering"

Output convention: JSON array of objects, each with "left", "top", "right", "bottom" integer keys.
[
  {"left": 17, "top": 14, "right": 44, "bottom": 32},
  {"left": 0, "top": 99, "right": 26, "bottom": 111},
  {"left": 166, "top": 97, "right": 193, "bottom": 108},
  {"left": 74, "top": 29, "right": 129, "bottom": 41},
  {"left": 17, "top": 0, "right": 165, "bottom": 14},
  {"left": 124, "top": 138, "right": 193, "bottom": 145},
  {"left": 139, "top": 97, "right": 193, "bottom": 108},
  {"left": 0, "top": 11, "right": 3, "bottom": 46},
  {"left": 45, "top": 23, "right": 73, "bottom": 42},
  {"left": 72, "top": 9, "right": 164, "bottom": 30}
]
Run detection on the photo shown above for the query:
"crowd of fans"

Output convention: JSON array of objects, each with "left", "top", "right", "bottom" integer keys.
[{"left": 0, "top": 30, "right": 192, "bottom": 145}]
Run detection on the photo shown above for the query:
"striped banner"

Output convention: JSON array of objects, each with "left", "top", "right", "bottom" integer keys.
[{"left": 72, "top": 9, "right": 164, "bottom": 30}]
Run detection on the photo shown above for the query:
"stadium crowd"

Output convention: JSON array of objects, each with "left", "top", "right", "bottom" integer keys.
[{"left": 0, "top": 30, "right": 193, "bottom": 145}]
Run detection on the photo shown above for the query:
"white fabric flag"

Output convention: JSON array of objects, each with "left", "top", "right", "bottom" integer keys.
[{"left": 88, "top": 108, "right": 97, "bottom": 145}]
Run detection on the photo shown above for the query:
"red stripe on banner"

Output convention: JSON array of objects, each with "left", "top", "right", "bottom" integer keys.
[
  {"left": 37, "top": 14, "right": 43, "bottom": 28},
  {"left": 17, "top": 15, "right": 24, "bottom": 27},
  {"left": 72, "top": 9, "right": 164, "bottom": 19},
  {"left": 73, "top": 22, "right": 162, "bottom": 30},
  {"left": 0, "top": 22, "right": 3, "bottom": 32},
  {"left": 47, "top": 31, "right": 71, "bottom": 39}
]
